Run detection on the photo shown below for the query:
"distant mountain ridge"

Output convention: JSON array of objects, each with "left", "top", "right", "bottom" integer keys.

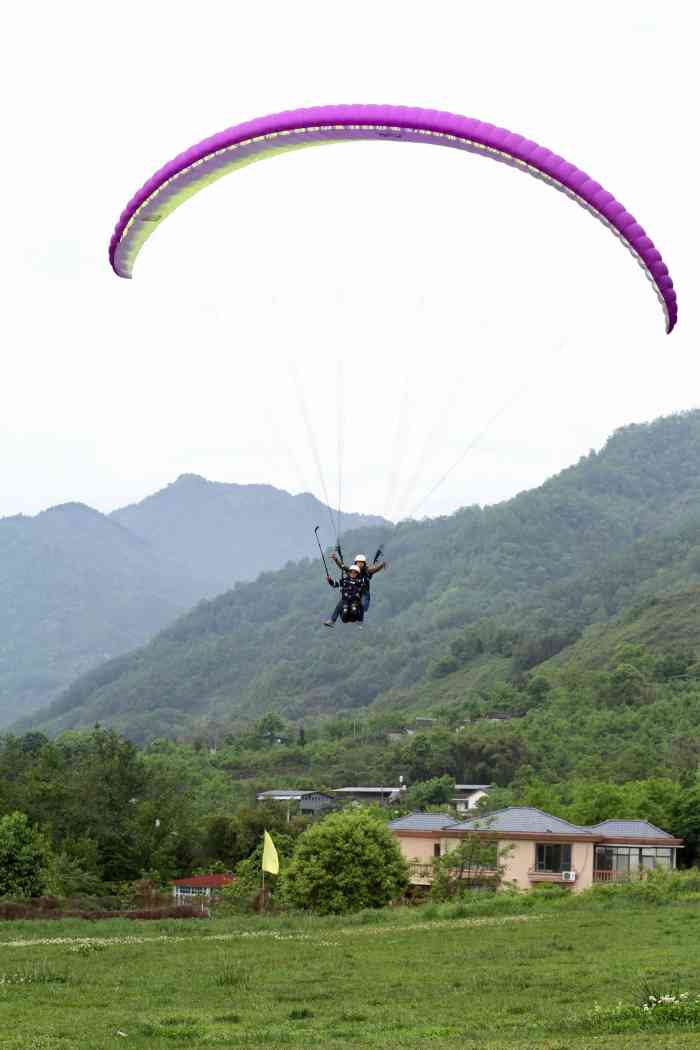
[
  {"left": 0, "top": 479, "right": 387, "bottom": 725},
  {"left": 23, "top": 410, "right": 700, "bottom": 743},
  {"left": 111, "top": 474, "right": 386, "bottom": 595}
]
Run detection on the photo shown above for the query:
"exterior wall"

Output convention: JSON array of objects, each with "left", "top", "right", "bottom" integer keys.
[
  {"left": 573, "top": 841, "right": 595, "bottom": 890},
  {"left": 399, "top": 834, "right": 439, "bottom": 863},
  {"left": 502, "top": 840, "right": 594, "bottom": 893},
  {"left": 455, "top": 790, "right": 489, "bottom": 814},
  {"left": 397, "top": 833, "right": 597, "bottom": 893},
  {"left": 394, "top": 823, "right": 680, "bottom": 890},
  {"left": 299, "top": 793, "right": 335, "bottom": 816},
  {"left": 501, "top": 840, "right": 534, "bottom": 890}
]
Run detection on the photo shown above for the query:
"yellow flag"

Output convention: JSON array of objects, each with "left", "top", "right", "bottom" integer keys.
[{"left": 262, "top": 830, "right": 279, "bottom": 875}]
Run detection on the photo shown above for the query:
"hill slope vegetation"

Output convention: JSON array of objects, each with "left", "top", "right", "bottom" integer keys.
[
  {"left": 0, "top": 479, "right": 384, "bottom": 724},
  {"left": 24, "top": 411, "right": 700, "bottom": 743}
]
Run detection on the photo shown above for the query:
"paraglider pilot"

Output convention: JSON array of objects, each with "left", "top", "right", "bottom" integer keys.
[
  {"left": 324, "top": 554, "right": 386, "bottom": 628},
  {"left": 324, "top": 564, "right": 364, "bottom": 628},
  {"left": 331, "top": 552, "right": 385, "bottom": 616}
]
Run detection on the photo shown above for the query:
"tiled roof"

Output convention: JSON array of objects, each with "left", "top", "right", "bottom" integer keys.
[
  {"left": 451, "top": 807, "right": 593, "bottom": 836},
  {"left": 257, "top": 790, "right": 309, "bottom": 800},
  {"left": 171, "top": 874, "right": 234, "bottom": 888},
  {"left": 389, "top": 812, "right": 458, "bottom": 832},
  {"left": 334, "top": 787, "right": 400, "bottom": 794},
  {"left": 588, "top": 819, "right": 678, "bottom": 841},
  {"left": 388, "top": 807, "right": 681, "bottom": 844}
]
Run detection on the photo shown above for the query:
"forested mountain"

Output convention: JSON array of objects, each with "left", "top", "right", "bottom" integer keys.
[
  {"left": 23, "top": 411, "right": 700, "bottom": 743},
  {"left": 0, "top": 503, "right": 198, "bottom": 726},
  {"left": 111, "top": 474, "right": 386, "bottom": 594},
  {"left": 0, "top": 481, "right": 384, "bottom": 725}
]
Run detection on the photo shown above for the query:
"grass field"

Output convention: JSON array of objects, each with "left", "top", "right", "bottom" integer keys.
[{"left": 1, "top": 895, "right": 699, "bottom": 1049}]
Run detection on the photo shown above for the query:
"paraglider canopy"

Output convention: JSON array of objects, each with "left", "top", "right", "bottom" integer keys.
[{"left": 109, "top": 104, "right": 677, "bottom": 332}]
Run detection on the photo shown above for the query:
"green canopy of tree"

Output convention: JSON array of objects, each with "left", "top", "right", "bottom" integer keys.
[
  {"left": 283, "top": 809, "right": 409, "bottom": 914},
  {"left": 0, "top": 811, "right": 52, "bottom": 898}
]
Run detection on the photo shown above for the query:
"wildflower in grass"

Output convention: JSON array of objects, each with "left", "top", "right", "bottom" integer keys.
[
  {"left": 68, "top": 942, "right": 106, "bottom": 955},
  {"left": 0, "top": 967, "right": 68, "bottom": 986},
  {"left": 587, "top": 986, "right": 700, "bottom": 1031}
]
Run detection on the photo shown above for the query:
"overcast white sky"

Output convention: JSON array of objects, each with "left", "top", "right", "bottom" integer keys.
[{"left": 1, "top": 1, "right": 697, "bottom": 526}]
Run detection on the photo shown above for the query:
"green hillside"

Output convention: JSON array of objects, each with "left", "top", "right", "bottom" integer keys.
[
  {"left": 22, "top": 411, "right": 700, "bottom": 744},
  {"left": 0, "top": 480, "right": 383, "bottom": 726},
  {"left": 401, "top": 522, "right": 700, "bottom": 711},
  {"left": 0, "top": 503, "right": 199, "bottom": 726}
]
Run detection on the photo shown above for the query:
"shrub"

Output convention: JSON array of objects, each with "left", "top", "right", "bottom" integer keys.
[
  {"left": 583, "top": 867, "right": 700, "bottom": 905},
  {"left": 0, "top": 900, "right": 206, "bottom": 921},
  {"left": 283, "top": 809, "right": 409, "bottom": 914},
  {"left": 0, "top": 812, "right": 52, "bottom": 898}
]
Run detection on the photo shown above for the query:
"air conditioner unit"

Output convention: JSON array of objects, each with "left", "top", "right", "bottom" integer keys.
[{"left": 561, "top": 870, "right": 577, "bottom": 882}]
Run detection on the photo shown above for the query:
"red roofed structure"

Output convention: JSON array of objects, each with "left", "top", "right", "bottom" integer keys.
[{"left": 171, "top": 873, "right": 234, "bottom": 903}]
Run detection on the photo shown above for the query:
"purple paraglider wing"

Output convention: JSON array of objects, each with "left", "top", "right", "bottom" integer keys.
[{"left": 109, "top": 104, "right": 677, "bottom": 333}]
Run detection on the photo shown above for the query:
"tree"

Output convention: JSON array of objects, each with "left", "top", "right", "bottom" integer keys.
[
  {"left": 430, "top": 828, "right": 510, "bottom": 900},
  {"left": 43, "top": 851, "right": 104, "bottom": 897},
  {"left": 254, "top": 712, "right": 287, "bottom": 744},
  {"left": 0, "top": 811, "right": 52, "bottom": 898},
  {"left": 607, "top": 663, "right": 649, "bottom": 706},
  {"left": 405, "top": 775, "right": 455, "bottom": 810},
  {"left": 671, "top": 785, "right": 700, "bottom": 865},
  {"left": 283, "top": 809, "right": 409, "bottom": 914},
  {"left": 567, "top": 782, "right": 627, "bottom": 825},
  {"left": 526, "top": 675, "right": 551, "bottom": 703}
]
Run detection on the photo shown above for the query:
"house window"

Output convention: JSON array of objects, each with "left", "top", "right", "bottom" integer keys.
[
  {"left": 433, "top": 843, "right": 442, "bottom": 858},
  {"left": 535, "top": 843, "right": 572, "bottom": 873},
  {"left": 595, "top": 846, "right": 674, "bottom": 873},
  {"left": 641, "top": 848, "right": 673, "bottom": 870}
]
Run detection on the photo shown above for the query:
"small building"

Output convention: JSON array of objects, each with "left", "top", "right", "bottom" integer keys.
[
  {"left": 389, "top": 806, "right": 683, "bottom": 893},
  {"left": 452, "top": 783, "right": 490, "bottom": 814},
  {"left": 171, "top": 873, "right": 234, "bottom": 904},
  {"left": 334, "top": 786, "right": 403, "bottom": 805},
  {"left": 480, "top": 712, "right": 522, "bottom": 723},
  {"left": 386, "top": 729, "right": 416, "bottom": 743},
  {"left": 256, "top": 789, "right": 335, "bottom": 819}
]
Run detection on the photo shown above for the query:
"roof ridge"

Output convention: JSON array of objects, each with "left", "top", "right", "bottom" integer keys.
[
  {"left": 589, "top": 817, "right": 673, "bottom": 836},
  {"left": 459, "top": 805, "right": 591, "bottom": 832}
]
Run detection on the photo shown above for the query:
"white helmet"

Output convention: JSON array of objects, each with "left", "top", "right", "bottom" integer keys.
[{"left": 354, "top": 554, "right": 367, "bottom": 563}]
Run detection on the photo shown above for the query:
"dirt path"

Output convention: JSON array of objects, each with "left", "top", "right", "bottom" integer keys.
[{"left": 2, "top": 912, "right": 544, "bottom": 949}]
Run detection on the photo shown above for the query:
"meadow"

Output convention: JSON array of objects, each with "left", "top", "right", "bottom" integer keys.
[{"left": 1, "top": 893, "right": 700, "bottom": 1049}]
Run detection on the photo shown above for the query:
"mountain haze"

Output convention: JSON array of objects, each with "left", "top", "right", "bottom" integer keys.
[
  {"left": 0, "top": 479, "right": 386, "bottom": 725},
  {"left": 25, "top": 411, "right": 700, "bottom": 743},
  {"left": 0, "top": 502, "right": 197, "bottom": 725},
  {"left": 111, "top": 474, "right": 386, "bottom": 595}
]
